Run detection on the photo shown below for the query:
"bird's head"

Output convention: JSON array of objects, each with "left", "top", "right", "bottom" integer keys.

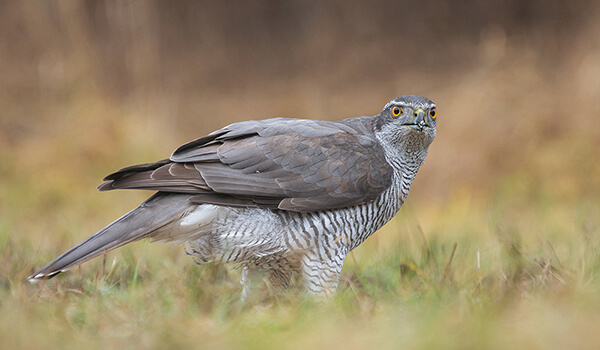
[{"left": 374, "top": 95, "right": 437, "bottom": 152}]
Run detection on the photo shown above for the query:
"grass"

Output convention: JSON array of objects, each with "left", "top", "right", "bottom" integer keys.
[
  {"left": 2, "top": 3, "right": 600, "bottom": 347},
  {"left": 2, "top": 177, "right": 599, "bottom": 349},
  {"left": 1, "top": 87, "right": 599, "bottom": 349}
]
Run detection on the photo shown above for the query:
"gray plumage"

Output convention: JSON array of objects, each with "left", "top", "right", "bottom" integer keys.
[{"left": 29, "top": 95, "right": 437, "bottom": 298}]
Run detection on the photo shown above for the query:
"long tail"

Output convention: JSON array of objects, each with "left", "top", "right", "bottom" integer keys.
[{"left": 28, "top": 192, "right": 195, "bottom": 281}]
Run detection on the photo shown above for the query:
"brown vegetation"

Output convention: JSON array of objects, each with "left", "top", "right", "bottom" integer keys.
[{"left": 1, "top": 1, "right": 599, "bottom": 349}]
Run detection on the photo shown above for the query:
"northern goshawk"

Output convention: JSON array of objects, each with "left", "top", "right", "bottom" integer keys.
[{"left": 29, "top": 95, "right": 437, "bottom": 298}]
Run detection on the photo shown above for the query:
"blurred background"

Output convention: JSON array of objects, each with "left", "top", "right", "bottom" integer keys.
[
  {"left": 1, "top": 0, "right": 599, "bottom": 263},
  {"left": 2, "top": 2, "right": 600, "bottom": 349}
]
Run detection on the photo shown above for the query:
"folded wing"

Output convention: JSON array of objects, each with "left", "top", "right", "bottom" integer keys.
[{"left": 98, "top": 117, "right": 393, "bottom": 212}]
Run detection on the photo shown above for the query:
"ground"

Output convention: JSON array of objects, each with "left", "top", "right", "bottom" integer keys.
[
  {"left": 2, "top": 2, "right": 600, "bottom": 347},
  {"left": 2, "top": 162, "right": 599, "bottom": 349}
]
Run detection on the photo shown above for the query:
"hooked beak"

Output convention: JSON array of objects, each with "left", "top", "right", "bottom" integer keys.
[{"left": 403, "top": 108, "right": 428, "bottom": 131}]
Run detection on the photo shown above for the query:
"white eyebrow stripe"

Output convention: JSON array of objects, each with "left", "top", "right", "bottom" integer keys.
[
  {"left": 383, "top": 101, "right": 435, "bottom": 111},
  {"left": 383, "top": 101, "right": 408, "bottom": 110}
]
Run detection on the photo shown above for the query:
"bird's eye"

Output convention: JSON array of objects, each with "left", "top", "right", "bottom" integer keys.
[
  {"left": 392, "top": 106, "right": 402, "bottom": 117},
  {"left": 430, "top": 108, "right": 437, "bottom": 119}
]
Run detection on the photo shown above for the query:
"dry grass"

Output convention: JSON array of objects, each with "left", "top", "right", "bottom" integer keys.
[
  {"left": 2, "top": 91, "right": 599, "bottom": 348},
  {"left": 1, "top": 1, "right": 600, "bottom": 349},
  {"left": 2, "top": 187, "right": 600, "bottom": 349}
]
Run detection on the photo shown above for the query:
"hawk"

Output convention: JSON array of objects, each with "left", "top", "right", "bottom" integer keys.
[{"left": 29, "top": 95, "right": 437, "bottom": 299}]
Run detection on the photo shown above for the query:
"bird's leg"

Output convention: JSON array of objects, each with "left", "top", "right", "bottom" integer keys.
[
  {"left": 240, "top": 264, "right": 250, "bottom": 304},
  {"left": 300, "top": 252, "right": 345, "bottom": 299}
]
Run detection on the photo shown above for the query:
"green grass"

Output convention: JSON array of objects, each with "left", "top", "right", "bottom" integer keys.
[
  {"left": 2, "top": 184, "right": 600, "bottom": 349},
  {"left": 1, "top": 102, "right": 599, "bottom": 349},
  {"left": 2, "top": 6, "right": 600, "bottom": 346}
]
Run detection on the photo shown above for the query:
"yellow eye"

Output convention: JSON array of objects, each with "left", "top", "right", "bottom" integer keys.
[
  {"left": 392, "top": 106, "right": 402, "bottom": 117},
  {"left": 430, "top": 108, "right": 437, "bottom": 119}
]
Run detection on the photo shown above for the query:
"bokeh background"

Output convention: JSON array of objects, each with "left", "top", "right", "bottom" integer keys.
[
  {"left": 1, "top": 1, "right": 600, "bottom": 349},
  {"left": 2, "top": 0, "right": 599, "bottom": 207}
]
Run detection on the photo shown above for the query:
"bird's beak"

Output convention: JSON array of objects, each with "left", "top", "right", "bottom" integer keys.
[{"left": 405, "top": 108, "right": 428, "bottom": 131}]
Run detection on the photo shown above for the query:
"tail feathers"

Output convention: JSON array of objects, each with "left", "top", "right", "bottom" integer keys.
[{"left": 28, "top": 193, "right": 194, "bottom": 282}]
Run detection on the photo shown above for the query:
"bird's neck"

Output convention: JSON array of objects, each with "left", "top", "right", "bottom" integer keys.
[{"left": 375, "top": 131, "right": 431, "bottom": 204}]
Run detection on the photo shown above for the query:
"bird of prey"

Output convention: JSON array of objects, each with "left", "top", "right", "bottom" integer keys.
[{"left": 29, "top": 95, "right": 437, "bottom": 298}]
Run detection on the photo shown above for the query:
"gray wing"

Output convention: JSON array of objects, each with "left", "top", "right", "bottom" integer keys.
[{"left": 98, "top": 117, "right": 393, "bottom": 212}]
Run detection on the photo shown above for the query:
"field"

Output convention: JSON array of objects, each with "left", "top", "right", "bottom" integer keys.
[
  {"left": 2, "top": 158, "right": 600, "bottom": 349},
  {"left": 1, "top": 1, "right": 600, "bottom": 349}
]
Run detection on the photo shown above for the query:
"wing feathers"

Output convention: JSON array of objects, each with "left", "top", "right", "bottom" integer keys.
[{"left": 99, "top": 117, "right": 393, "bottom": 212}]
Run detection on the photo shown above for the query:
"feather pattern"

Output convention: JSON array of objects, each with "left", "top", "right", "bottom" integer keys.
[
  {"left": 98, "top": 117, "right": 394, "bottom": 212},
  {"left": 29, "top": 95, "right": 437, "bottom": 300}
]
